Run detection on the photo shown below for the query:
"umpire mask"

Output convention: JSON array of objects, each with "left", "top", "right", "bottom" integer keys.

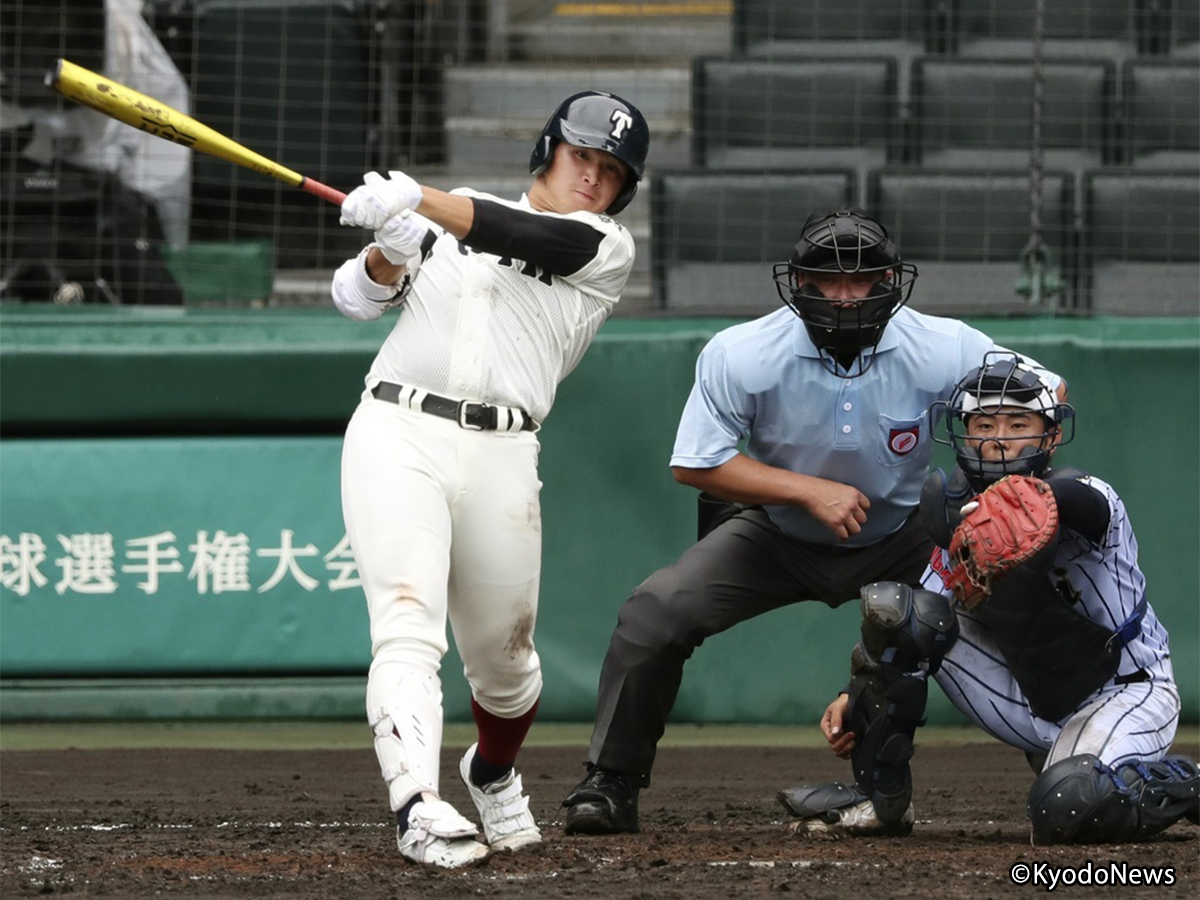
[{"left": 773, "top": 208, "right": 918, "bottom": 377}]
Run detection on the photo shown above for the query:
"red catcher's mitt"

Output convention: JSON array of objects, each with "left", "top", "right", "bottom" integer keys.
[{"left": 945, "top": 474, "right": 1059, "bottom": 610}]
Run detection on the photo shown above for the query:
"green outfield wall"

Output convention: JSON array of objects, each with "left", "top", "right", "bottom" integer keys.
[{"left": 1, "top": 307, "right": 1197, "bottom": 724}]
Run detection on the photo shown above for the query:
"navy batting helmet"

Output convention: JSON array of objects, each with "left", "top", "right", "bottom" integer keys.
[
  {"left": 530, "top": 91, "right": 650, "bottom": 215},
  {"left": 773, "top": 208, "right": 918, "bottom": 377}
]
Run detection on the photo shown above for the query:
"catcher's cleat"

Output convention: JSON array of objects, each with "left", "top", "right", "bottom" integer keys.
[
  {"left": 778, "top": 782, "right": 914, "bottom": 838},
  {"left": 459, "top": 743, "right": 542, "bottom": 852},
  {"left": 792, "top": 798, "right": 915, "bottom": 838},
  {"left": 563, "top": 766, "right": 640, "bottom": 834},
  {"left": 397, "top": 799, "right": 491, "bottom": 868}
]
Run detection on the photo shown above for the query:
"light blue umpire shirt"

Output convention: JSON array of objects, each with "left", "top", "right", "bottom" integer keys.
[{"left": 670, "top": 305, "right": 1011, "bottom": 548}]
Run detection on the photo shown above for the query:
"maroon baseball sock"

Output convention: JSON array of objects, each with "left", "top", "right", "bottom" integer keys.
[{"left": 469, "top": 697, "right": 539, "bottom": 787}]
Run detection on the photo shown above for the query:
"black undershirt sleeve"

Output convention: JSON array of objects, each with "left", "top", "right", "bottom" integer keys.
[
  {"left": 1047, "top": 477, "right": 1110, "bottom": 545},
  {"left": 464, "top": 198, "right": 606, "bottom": 277}
]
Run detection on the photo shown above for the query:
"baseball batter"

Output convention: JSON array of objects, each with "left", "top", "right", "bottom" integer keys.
[
  {"left": 562, "top": 208, "right": 1064, "bottom": 835},
  {"left": 331, "top": 91, "right": 650, "bottom": 868},
  {"left": 781, "top": 354, "right": 1197, "bottom": 843}
]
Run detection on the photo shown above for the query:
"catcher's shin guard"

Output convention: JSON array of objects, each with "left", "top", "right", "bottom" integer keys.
[
  {"left": 846, "top": 653, "right": 926, "bottom": 825},
  {"left": 1118, "top": 756, "right": 1200, "bottom": 838},
  {"left": 847, "top": 583, "right": 958, "bottom": 825},
  {"left": 1028, "top": 754, "right": 1199, "bottom": 844}
]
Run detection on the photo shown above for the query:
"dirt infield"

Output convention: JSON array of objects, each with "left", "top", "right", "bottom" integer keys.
[{"left": 2, "top": 740, "right": 1197, "bottom": 898}]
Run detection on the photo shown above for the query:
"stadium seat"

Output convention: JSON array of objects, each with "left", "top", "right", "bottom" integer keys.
[
  {"left": 1164, "top": 0, "right": 1199, "bottom": 56},
  {"left": 948, "top": 0, "right": 1147, "bottom": 59},
  {"left": 910, "top": 57, "right": 1116, "bottom": 177},
  {"left": 650, "top": 169, "right": 856, "bottom": 314},
  {"left": 868, "top": 168, "right": 1078, "bottom": 314},
  {"left": 692, "top": 57, "right": 900, "bottom": 204},
  {"left": 192, "top": 0, "right": 374, "bottom": 192},
  {"left": 0, "top": 0, "right": 106, "bottom": 110},
  {"left": 1121, "top": 58, "right": 1200, "bottom": 167},
  {"left": 1081, "top": 169, "right": 1199, "bottom": 315},
  {"left": 188, "top": 0, "right": 377, "bottom": 267},
  {"left": 733, "top": 0, "right": 945, "bottom": 56},
  {"left": 731, "top": 0, "right": 947, "bottom": 106}
]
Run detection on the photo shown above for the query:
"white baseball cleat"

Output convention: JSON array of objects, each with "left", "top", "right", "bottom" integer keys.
[
  {"left": 459, "top": 743, "right": 542, "bottom": 852},
  {"left": 397, "top": 799, "right": 491, "bottom": 868},
  {"left": 789, "top": 797, "right": 915, "bottom": 838}
]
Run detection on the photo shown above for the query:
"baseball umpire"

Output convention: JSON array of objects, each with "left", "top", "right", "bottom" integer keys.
[
  {"left": 561, "top": 207, "right": 1065, "bottom": 835},
  {"left": 781, "top": 354, "right": 1197, "bottom": 843},
  {"left": 331, "top": 91, "right": 650, "bottom": 867}
]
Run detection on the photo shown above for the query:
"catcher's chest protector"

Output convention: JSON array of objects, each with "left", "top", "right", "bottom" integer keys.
[{"left": 974, "top": 563, "right": 1121, "bottom": 722}]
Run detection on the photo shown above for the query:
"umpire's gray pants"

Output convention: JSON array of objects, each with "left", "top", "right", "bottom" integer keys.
[{"left": 587, "top": 506, "right": 933, "bottom": 786}]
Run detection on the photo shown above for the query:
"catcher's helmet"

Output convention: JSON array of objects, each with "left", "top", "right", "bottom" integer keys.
[
  {"left": 933, "top": 352, "right": 1075, "bottom": 492},
  {"left": 530, "top": 90, "right": 650, "bottom": 215},
  {"left": 773, "top": 208, "right": 918, "bottom": 377}
]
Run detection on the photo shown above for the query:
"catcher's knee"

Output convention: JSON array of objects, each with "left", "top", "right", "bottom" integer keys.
[
  {"left": 1029, "top": 753, "right": 1200, "bottom": 845},
  {"left": 859, "top": 582, "right": 959, "bottom": 674},
  {"left": 1027, "top": 754, "right": 1137, "bottom": 844}
]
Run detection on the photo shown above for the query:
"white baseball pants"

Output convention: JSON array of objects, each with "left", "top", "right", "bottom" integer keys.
[
  {"left": 934, "top": 610, "right": 1180, "bottom": 769},
  {"left": 342, "top": 394, "right": 544, "bottom": 739}
]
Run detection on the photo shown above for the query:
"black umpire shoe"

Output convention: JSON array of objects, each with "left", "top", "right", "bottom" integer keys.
[{"left": 563, "top": 766, "right": 640, "bottom": 834}]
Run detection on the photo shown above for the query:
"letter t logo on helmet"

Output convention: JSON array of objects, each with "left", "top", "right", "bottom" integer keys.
[
  {"left": 609, "top": 110, "right": 634, "bottom": 139},
  {"left": 530, "top": 91, "right": 651, "bottom": 215}
]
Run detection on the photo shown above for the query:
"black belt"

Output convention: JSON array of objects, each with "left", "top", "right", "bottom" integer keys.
[
  {"left": 1113, "top": 669, "right": 1150, "bottom": 686},
  {"left": 371, "top": 382, "right": 536, "bottom": 432}
]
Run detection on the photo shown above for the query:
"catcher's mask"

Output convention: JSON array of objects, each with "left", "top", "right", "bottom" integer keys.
[
  {"left": 773, "top": 208, "right": 918, "bottom": 377},
  {"left": 932, "top": 352, "right": 1076, "bottom": 492},
  {"left": 529, "top": 90, "right": 650, "bottom": 215}
]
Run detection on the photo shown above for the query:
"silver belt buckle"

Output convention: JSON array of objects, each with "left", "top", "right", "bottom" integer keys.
[{"left": 457, "top": 400, "right": 486, "bottom": 431}]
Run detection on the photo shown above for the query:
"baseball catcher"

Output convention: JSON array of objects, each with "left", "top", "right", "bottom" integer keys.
[{"left": 780, "top": 353, "right": 1197, "bottom": 844}]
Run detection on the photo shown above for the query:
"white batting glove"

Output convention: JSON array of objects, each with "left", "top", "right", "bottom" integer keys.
[
  {"left": 339, "top": 170, "right": 424, "bottom": 230},
  {"left": 374, "top": 210, "right": 429, "bottom": 265}
]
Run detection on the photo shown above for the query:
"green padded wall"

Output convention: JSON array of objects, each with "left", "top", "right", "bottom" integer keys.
[{"left": 1, "top": 309, "right": 1196, "bottom": 724}]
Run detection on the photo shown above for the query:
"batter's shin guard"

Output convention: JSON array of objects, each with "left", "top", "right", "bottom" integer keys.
[{"left": 846, "top": 643, "right": 929, "bottom": 826}]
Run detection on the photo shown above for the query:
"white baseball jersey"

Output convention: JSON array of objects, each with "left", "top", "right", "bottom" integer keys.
[
  {"left": 335, "top": 188, "right": 635, "bottom": 808},
  {"left": 925, "top": 474, "right": 1179, "bottom": 768},
  {"left": 334, "top": 188, "right": 634, "bottom": 423}
]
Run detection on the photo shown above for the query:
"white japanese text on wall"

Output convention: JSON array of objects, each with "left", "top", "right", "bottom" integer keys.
[{"left": 0, "top": 530, "right": 360, "bottom": 598}]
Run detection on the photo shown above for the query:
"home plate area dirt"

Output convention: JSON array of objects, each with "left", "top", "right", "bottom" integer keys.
[{"left": 2, "top": 742, "right": 1196, "bottom": 898}]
